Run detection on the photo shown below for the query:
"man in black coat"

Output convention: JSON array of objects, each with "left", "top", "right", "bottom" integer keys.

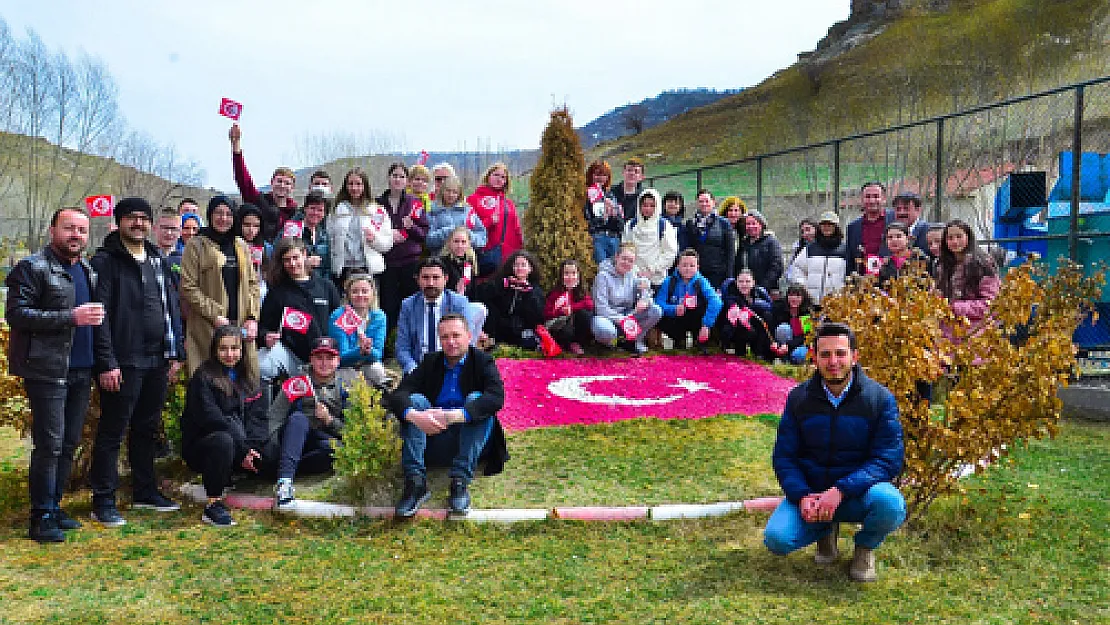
[
  {"left": 389, "top": 312, "right": 507, "bottom": 518},
  {"left": 89, "top": 197, "right": 186, "bottom": 527},
  {"left": 6, "top": 207, "right": 105, "bottom": 542}
]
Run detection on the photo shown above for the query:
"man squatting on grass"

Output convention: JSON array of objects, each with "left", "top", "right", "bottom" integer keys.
[
  {"left": 389, "top": 312, "right": 508, "bottom": 518},
  {"left": 763, "top": 322, "right": 906, "bottom": 582}
]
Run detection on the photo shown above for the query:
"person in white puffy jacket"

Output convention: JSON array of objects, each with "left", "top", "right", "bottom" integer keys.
[
  {"left": 622, "top": 188, "right": 679, "bottom": 288},
  {"left": 327, "top": 168, "right": 393, "bottom": 284},
  {"left": 789, "top": 211, "right": 849, "bottom": 304}
]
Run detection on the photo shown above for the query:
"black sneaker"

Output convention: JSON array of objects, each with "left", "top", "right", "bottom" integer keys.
[
  {"left": 448, "top": 478, "right": 471, "bottom": 516},
  {"left": 395, "top": 476, "right": 430, "bottom": 519},
  {"left": 91, "top": 504, "right": 127, "bottom": 527},
  {"left": 202, "top": 500, "right": 236, "bottom": 527},
  {"left": 133, "top": 492, "right": 181, "bottom": 512},
  {"left": 28, "top": 513, "right": 65, "bottom": 543},
  {"left": 55, "top": 508, "right": 82, "bottom": 531}
]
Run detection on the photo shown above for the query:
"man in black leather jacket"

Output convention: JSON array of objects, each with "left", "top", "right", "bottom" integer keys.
[{"left": 5, "top": 207, "right": 105, "bottom": 543}]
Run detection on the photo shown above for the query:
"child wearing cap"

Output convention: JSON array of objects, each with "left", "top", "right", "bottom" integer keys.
[{"left": 265, "top": 335, "right": 359, "bottom": 510}]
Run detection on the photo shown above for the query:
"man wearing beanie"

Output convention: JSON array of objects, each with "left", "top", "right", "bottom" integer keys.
[{"left": 89, "top": 197, "right": 186, "bottom": 526}]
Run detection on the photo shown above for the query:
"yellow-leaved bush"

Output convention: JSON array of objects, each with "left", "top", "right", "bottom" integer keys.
[
  {"left": 820, "top": 258, "right": 1104, "bottom": 520},
  {"left": 333, "top": 376, "right": 400, "bottom": 501}
]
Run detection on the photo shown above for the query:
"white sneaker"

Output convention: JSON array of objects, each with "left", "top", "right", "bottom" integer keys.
[{"left": 274, "top": 480, "right": 295, "bottom": 511}]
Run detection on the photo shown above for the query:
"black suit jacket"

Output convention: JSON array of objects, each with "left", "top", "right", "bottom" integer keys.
[{"left": 390, "top": 346, "right": 509, "bottom": 475}]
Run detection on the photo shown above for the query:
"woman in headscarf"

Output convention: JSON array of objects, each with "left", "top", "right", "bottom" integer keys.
[{"left": 180, "top": 195, "right": 261, "bottom": 381}]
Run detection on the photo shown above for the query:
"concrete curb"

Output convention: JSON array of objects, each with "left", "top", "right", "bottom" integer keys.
[{"left": 177, "top": 484, "right": 784, "bottom": 523}]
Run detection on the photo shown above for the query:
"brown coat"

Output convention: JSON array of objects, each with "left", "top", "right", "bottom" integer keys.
[{"left": 180, "top": 234, "right": 261, "bottom": 381}]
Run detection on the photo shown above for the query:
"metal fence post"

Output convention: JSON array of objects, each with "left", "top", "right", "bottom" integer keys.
[
  {"left": 935, "top": 117, "right": 944, "bottom": 222},
  {"left": 1070, "top": 85, "right": 1085, "bottom": 262},
  {"left": 756, "top": 157, "right": 764, "bottom": 213},
  {"left": 832, "top": 141, "right": 841, "bottom": 214},
  {"left": 696, "top": 169, "right": 703, "bottom": 194}
]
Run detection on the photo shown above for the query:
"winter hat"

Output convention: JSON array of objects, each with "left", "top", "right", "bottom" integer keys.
[
  {"left": 746, "top": 209, "right": 768, "bottom": 229},
  {"left": 818, "top": 211, "right": 840, "bottom": 227},
  {"left": 114, "top": 197, "right": 153, "bottom": 225}
]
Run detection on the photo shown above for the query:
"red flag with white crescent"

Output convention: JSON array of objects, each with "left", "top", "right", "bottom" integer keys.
[
  {"left": 620, "top": 316, "right": 642, "bottom": 340},
  {"left": 682, "top": 294, "right": 697, "bottom": 309},
  {"left": 587, "top": 184, "right": 604, "bottom": 203},
  {"left": 249, "top": 245, "right": 264, "bottom": 266},
  {"left": 334, "top": 305, "right": 363, "bottom": 335},
  {"left": 282, "top": 375, "right": 314, "bottom": 402},
  {"left": 218, "top": 97, "right": 243, "bottom": 120},
  {"left": 281, "top": 307, "right": 312, "bottom": 334},
  {"left": 417, "top": 150, "right": 429, "bottom": 166},
  {"left": 85, "top": 195, "right": 115, "bottom": 217},
  {"left": 409, "top": 198, "right": 424, "bottom": 220},
  {"left": 283, "top": 220, "right": 304, "bottom": 239},
  {"left": 865, "top": 254, "right": 883, "bottom": 276}
]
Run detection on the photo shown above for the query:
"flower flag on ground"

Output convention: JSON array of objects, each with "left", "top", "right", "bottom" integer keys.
[
  {"left": 282, "top": 375, "right": 314, "bottom": 402},
  {"left": 281, "top": 307, "right": 312, "bottom": 334},
  {"left": 620, "top": 316, "right": 641, "bottom": 340}
]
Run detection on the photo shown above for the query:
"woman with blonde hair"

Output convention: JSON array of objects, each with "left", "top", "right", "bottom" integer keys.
[
  {"left": 467, "top": 162, "right": 523, "bottom": 278},
  {"left": 427, "top": 175, "right": 488, "bottom": 256},
  {"left": 327, "top": 167, "right": 393, "bottom": 288},
  {"left": 328, "top": 273, "right": 389, "bottom": 388}
]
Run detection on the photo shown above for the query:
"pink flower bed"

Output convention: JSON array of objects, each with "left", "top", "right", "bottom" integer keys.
[{"left": 496, "top": 355, "right": 795, "bottom": 431}]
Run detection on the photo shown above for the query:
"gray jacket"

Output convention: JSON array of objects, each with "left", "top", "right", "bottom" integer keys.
[{"left": 591, "top": 258, "right": 649, "bottom": 322}]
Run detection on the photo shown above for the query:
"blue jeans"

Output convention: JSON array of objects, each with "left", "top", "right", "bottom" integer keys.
[
  {"left": 591, "top": 234, "right": 621, "bottom": 264},
  {"left": 25, "top": 368, "right": 93, "bottom": 515},
  {"left": 763, "top": 482, "right": 906, "bottom": 554},
  {"left": 278, "top": 411, "right": 338, "bottom": 479},
  {"left": 401, "top": 392, "right": 492, "bottom": 483}
]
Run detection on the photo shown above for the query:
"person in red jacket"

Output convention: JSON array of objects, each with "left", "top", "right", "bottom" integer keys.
[
  {"left": 467, "top": 162, "right": 523, "bottom": 278},
  {"left": 228, "top": 123, "right": 298, "bottom": 243},
  {"left": 543, "top": 259, "right": 595, "bottom": 355}
]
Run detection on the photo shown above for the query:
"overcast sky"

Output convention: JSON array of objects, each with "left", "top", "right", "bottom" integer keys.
[{"left": 3, "top": 1, "right": 850, "bottom": 193}]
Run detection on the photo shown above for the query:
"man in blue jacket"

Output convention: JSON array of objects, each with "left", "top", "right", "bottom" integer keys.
[
  {"left": 763, "top": 322, "right": 906, "bottom": 582},
  {"left": 395, "top": 258, "right": 484, "bottom": 375}
]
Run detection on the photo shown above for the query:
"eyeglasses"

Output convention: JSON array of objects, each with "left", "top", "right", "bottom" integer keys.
[{"left": 434, "top": 176, "right": 447, "bottom": 182}]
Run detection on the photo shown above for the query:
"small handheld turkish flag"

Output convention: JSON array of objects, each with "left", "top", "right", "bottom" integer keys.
[
  {"left": 280, "top": 307, "right": 312, "bottom": 334},
  {"left": 555, "top": 294, "right": 569, "bottom": 311},
  {"left": 865, "top": 254, "right": 883, "bottom": 276},
  {"left": 682, "top": 294, "right": 697, "bottom": 309},
  {"left": 417, "top": 150, "right": 429, "bottom": 166},
  {"left": 334, "top": 306, "right": 363, "bottom": 335},
  {"left": 620, "top": 316, "right": 642, "bottom": 340},
  {"left": 282, "top": 375, "right": 314, "bottom": 402},
  {"left": 587, "top": 184, "right": 604, "bottom": 203},
  {"left": 218, "top": 97, "right": 243, "bottom": 120},
  {"left": 85, "top": 195, "right": 115, "bottom": 218},
  {"left": 249, "top": 245, "right": 264, "bottom": 266},
  {"left": 727, "top": 304, "right": 742, "bottom": 326},
  {"left": 283, "top": 220, "right": 304, "bottom": 239}
]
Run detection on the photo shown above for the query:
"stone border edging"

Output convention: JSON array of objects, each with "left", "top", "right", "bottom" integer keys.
[{"left": 177, "top": 484, "right": 784, "bottom": 522}]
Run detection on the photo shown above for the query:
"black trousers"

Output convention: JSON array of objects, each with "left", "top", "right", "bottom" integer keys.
[
  {"left": 657, "top": 303, "right": 709, "bottom": 344},
  {"left": 548, "top": 309, "right": 595, "bottom": 347},
  {"left": 90, "top": 365, "right": 169, "bottom": 506},
  {"left": 25, "top": 368, "right": 93, "bottom": 516},
  {"left": 720, "top": 318, "right": 773, "bottom": 360},
  {"left": 379, "top": 261, "right": 418, "bottom": 333},
  {"left": 183, "top": 431, "right": 235, "bottom": 498}
]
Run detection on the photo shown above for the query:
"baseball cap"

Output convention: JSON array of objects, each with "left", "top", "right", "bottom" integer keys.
[
  {"left": 893, "top": 191, "right": 922, "bottom": 204},
  {"left": 310, "top": 336, "right": 340, "bottom": 356},
  {"left": 818, "top": 210, "right": 840, "bottom": 226}
]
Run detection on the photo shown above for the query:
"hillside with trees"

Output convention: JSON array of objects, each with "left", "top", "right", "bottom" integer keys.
[
  {"left": 591, "top": 0, "right": 1110, "bottom": 167},
  {"left": 0, "top": 18, "right": 208, "bottom": 254}
]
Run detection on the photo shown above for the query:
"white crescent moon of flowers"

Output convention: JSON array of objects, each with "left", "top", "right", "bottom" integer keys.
[{"left": 546, "top": 375, "right": 712, "bottom": 406}]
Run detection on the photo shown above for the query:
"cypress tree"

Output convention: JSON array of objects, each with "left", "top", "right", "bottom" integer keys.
[{"left": 524, "top": 107, "right": 596, "bottom": 290}]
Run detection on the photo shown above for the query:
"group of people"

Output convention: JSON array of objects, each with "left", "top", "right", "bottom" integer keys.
[{"left": 7, "top": 142, "right": 1006, "bottom": 583}]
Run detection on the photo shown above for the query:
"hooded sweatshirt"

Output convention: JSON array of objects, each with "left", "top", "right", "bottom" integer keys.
[
  {"left": 591, "top": 258, "right": 648, "bottom": 322},
  {"left": 622, "top": 188, "right": 679, "bottom": 286},
  {"left": 466, "top": 185, "right": 523, "bottom": 260}
]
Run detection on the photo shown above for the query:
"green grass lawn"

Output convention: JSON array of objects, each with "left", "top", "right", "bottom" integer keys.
[{"left": 0, "top": 417, "right": 1107, "bottom": 624}]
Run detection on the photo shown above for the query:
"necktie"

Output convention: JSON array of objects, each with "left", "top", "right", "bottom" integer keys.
[{"left": 426, "top": 301, "right": 437, "bottom": 355}]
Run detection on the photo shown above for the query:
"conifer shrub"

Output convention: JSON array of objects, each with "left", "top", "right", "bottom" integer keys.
[
  {"left": 819, "top": 258, "right": 1104, "bottom": 520},
  {"left": 333, "top": 376, "right": 400, "bottom": 501},
  {"left": 523, "top": 107, "right": 597, "bottom": 289}
]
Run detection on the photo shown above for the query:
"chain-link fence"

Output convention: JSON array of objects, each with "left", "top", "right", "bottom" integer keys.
[{"left": 646, "top": 75, "right": 1110, "bottom": 263}]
